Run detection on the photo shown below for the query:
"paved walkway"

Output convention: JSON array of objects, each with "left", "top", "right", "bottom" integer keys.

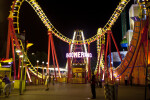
[{"left": 0, "top": 83, "right": 149, "bottom": 100}]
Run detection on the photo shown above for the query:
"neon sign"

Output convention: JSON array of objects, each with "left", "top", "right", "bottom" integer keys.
[
  {"left": 66, "top": 52, "right": 92, "bottom": 58},
  {"left": 0, "top": 58, "right": 13, "bottom": 62}
]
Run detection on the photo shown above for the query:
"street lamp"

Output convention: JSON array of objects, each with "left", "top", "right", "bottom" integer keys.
[
  {"left": 46, "top": 62, "right": 48, "bottom": 74},
  {"left": 36, "top": 60, "right": 39, "bottom": 85},
  {"left": 19, "top": 54, "right": 23, "bottom": 58},
  {"left": 16, "top": 49, "right": 21, "bottom": 53},
  {"left": 19, "top": 54, "right": 23, "bottom": 95},
  {"left": 42, "top": 61, "right": 44, "bottom": 84},
  {"left": 32, "top": 53, "right": 35, "bottom": 55},
  {"left": 37, "top": 60, "right": 39, "bottom": 63}
]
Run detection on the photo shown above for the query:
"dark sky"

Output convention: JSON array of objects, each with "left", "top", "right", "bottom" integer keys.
[{"left": 0, "top": 0, "right": 134, "bottom": 67}]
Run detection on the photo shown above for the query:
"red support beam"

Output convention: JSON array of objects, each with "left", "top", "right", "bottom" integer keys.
[
  {"left": 50, "top": 33, "right": 61, "bottom": 78},
  {"left": 104, "top": 33, "right": 109, "bottom": 82},
  {"left": 110, "top": 31, "right": 122, "bottom": 61},
  {"left": 88, "top": 43, "right": 91, "bottom": 82},
  {"left": 47, "top": 31, "right": 51, "bottom": 75},
  {"left": 108, "top": 30, "right": 113, "bottom": 83},
  {"left": 10, "top": 31, "right": 16, "bottom": 80},
  {"left": 6, "top": 20, "right": 11, "bottom": 59},
  {"left": 50, "top": 34, "right": 57, "bottom": 81},
  {"left": 47, "top": 31, "right": 61, "bottom": 81},
  {"left": 8, "top": 18, "right": 23, "bottom": 80},
  {"left": 67, "top": 43, "right": 71, "bottom": 83}
]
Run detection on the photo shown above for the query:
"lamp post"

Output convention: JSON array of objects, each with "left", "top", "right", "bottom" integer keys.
[
  {"left": 42, "top": 61, "right": 44, "bottom": 85},
  {"left": 16, "top": 49, "right": 21, "bottom": 80},
  {"left": 36, "top": 60, "right": 39, "bottom": 85},
  {"left": 46, "top": 62, "right": 48, "bottom": 75},
  {"left": 19, "top": 54, "right": 23, "bottom": 95}
]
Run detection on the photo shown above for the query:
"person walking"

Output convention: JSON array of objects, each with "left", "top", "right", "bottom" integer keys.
[
  {"left": 91, "top": 74, "right": 96, "bottom": 99},
  {"left": 45, "top": 74, "right": 49, "bottom": 91},
  {"left": 49, "top": 74, "right": 51, "bottom": 84},
  {"left": 52, "top": 75, "right": 55, "bottom": 85},
  {"left": 130, "top": 75, "right": 133, "bottom": 86},
  {"left": 125, "top": 75, "right": 128, "bottom": 86},
  {"left": 2, "top": 75, "right": 11, "bottom": 96}
]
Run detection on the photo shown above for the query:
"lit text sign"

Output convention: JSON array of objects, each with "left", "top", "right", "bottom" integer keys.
[{"left": 66, "top": 52, "right": 92, "bottom": 58}]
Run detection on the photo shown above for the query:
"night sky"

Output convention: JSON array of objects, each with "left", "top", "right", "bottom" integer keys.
[{"left": 0, "top": 0, "right": 134, "bottom": 67}]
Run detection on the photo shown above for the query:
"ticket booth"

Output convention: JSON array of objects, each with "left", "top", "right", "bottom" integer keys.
[
  {"left": 71, "top": 63, "right": 86, "bottom": 84},
  {"left": 0, "top": 59, "right": 12, "bottom": 89},
  {"left": 0, "top": 59, "right": 12, "bottom": 79}
]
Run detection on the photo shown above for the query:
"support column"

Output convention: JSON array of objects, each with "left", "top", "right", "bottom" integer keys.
[
  {"left": 19, "top": 57, "right": 23, "bottom": 95},
  {"left": 36, "top": 62, "right": 39, "bottom": 85},
  {"left": 88, "top": 43, "right": 91, "bottom": 82},
  {"left": 51, "top": 35, "right": 57, "bottom": 81},
  {"left": 47, "top": 31, "right": 51, "bottom": 75},
  {"left": 110, "top": 31, "right": 122, "bottom": 61},
  {"left": 67, "top": 43, "right": 71, "bottom": 83},
  {"left": 10, "top": 32, "right": 16, "bottom": 80},
  {"left": 104, "top": 33, "right": 109, "bottom": 83},
  {"left": 42, "top": 64, "right": 44, "bottom": 85},
  {"left": 6, "top": 19, "right": 11, "bottom": 59},
  {"left": 145, "top": 28, "right": 149, "bottom": 100},
  {"left": 97, "top": 48, "right": 103, "bottom": 79},
  {"left": 18, "top": 58, "right": 21, "bottom": 79},
  {"left": 97, "top": 51, "right": 101, "bottom": 79},
  {"left": 50, "top": 33, "right": 61, "bottom": 78},
  {"left": 108, "top": 30, "right": 113, "bottom": 83}
]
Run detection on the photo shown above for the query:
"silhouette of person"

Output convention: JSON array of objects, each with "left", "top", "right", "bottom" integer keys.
[
  {"left": 130, "top": 75, "right": 133, "bottom": 86},
  {"left": 91, "top": 74, "right": 96, "bottom": 99},
  {"left": 2, "top": 75, "right": 11, "bottom": 95},
  {"left": 125, "top": 75, "right": 128, "bottom": 86}
]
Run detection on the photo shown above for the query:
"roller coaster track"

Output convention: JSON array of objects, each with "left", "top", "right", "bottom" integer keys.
[
  {"left": 11, "top": 0, "right": 130, "bottom": 45},
  {"left": 7, "top": 15, "right": 44, "bottom": 80},
  {"left": 95, "top": 28, "right": 105, "bottom": 75},
  {"left": 113, "top": 20, "right": 141, "bottom": 78},
  {"left": 19, "top": 40, "right": 44, "bottom": 79},
  {"left": 10, "top": 0, "right": 130, "bottom": 80}
]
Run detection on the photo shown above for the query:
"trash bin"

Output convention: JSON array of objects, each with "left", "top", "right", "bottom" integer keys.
[
  {"left": 104, "top": 83, "right": 118, "bottom": 100},
  {"left": 104, "top": 84, "right": 111, "bottom": 100}
]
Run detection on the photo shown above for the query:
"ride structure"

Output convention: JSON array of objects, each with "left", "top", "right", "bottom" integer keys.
[
  {"left": 97, "top": 1, "right": 150, "bottom": 85},
  {"left": 113, "top": 1, "right": 150, "bottom": 85},
  {"left": 7, "top": 0, "right": 130, "bottom": 83},
  {"left": 68, "top": 30, "right": 90, "bottom": 84},
  {"left": 6, "top": 0, "right": 150, "bottom": 87},
  {"left": 47, "top": 30, "right": 61, "bottom": 80}
]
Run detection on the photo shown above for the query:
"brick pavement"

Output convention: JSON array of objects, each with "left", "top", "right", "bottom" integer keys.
[{"left": 0, "top": 83, "right": 148, "bottom": 100}]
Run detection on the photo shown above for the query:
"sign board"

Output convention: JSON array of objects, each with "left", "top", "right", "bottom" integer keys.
[{"left": 66, "top": 52, "right": 92, "bottom": 58}]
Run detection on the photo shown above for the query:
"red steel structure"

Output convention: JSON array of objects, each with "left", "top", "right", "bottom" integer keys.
[
  {"left": 6, "top": 13, "right": 23, "bottom": 80},
  {"left": 103, "top": 30, "right": 122, "bottom": 83},
  {"left": 47, "top": 31, "right": 61, "bottom": 80},
  {"left": 67, "top": 44, "right": 71, "bottom": 83},
  {"left": 7, "top": 0, "right": 150, "bottom": 86},
  {"left": 88, "top": 43, "right": 91, "bottom": 82},
  {"left": 8, "top": 0, "right": 130, "bottom": 83}
]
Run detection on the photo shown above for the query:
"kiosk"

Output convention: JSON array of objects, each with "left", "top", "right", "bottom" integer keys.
[
  {"left": 71, "top": 63, "right": 86, "bottom": 84},
  {"left": 0, "top": 59, "right": 12, "bottom": 90}
]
